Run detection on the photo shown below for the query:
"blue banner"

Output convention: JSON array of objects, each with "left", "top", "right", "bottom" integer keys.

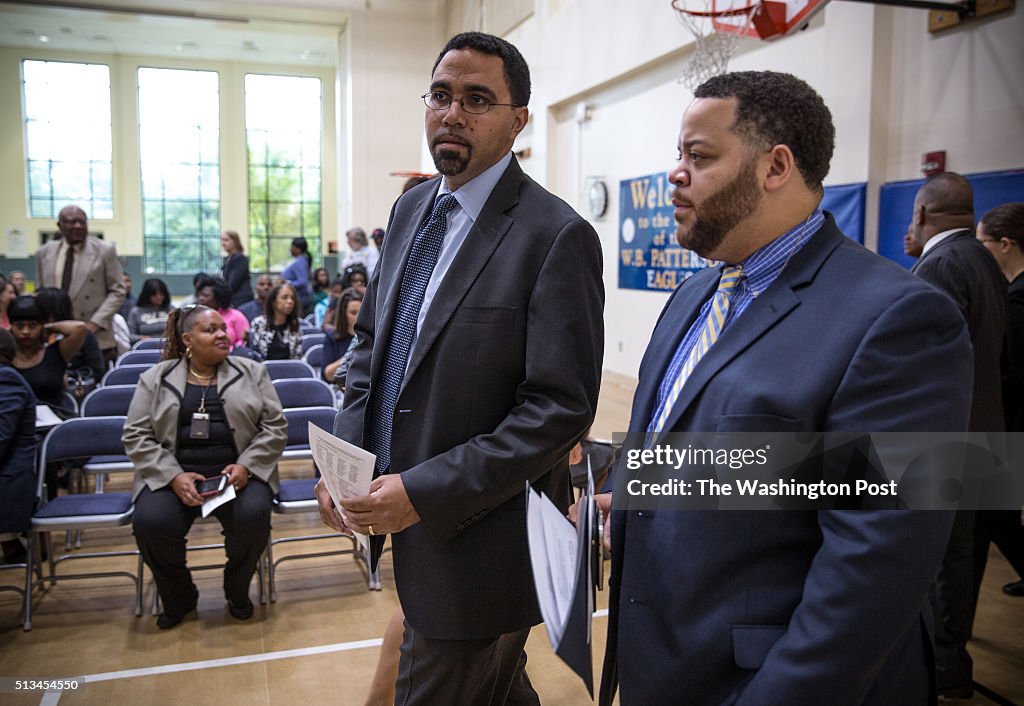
[
  {"left": 618, "top": 173, "right": 868, "bottom": 291},
  {"left": 618, "top": 172, "right": 710, "bottom": 292}
]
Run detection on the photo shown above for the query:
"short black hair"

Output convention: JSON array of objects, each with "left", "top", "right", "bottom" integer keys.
[
  {"left": 8, "top": 295, "right": 46, "bottom": 324},
  {"left": 432, "top": 32, "right": 531, "bottom": 107},
  {"left": 138, "top": 278, "right": 172, "bottom": 309},
  {"left": 201, "top": 278, "right": 233, "bottom": 309},
  {"left": 341, "top": 264, "right": 368, "bottom": 289},
  {"left": 695, "top": 71, "right": 834, "bottom": 193},
  {"left": 980, "top": 202, "right": 1024, "bottom": 248}
]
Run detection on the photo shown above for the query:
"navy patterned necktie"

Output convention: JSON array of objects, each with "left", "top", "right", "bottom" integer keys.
[{"left": 367, "top": 192, "right": 457, "bottom": 475}]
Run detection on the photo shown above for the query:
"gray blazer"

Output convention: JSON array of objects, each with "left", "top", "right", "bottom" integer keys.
[
  {"left": 36, "top": 236, "right": 126, "bottom": 350},
  {"left": 123, "top": 356, "right": 287, "bottom": 499},
  {"left": 335, "top": 158, "right": 605, "bottom": 640}
]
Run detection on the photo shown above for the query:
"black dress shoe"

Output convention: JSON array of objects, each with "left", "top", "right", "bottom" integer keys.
[
  {"left": 156, "top": 591, "right": 198, "bottom": 630},
  {"left": 1003, "top": 580, "right": 1024, "bottom": 596},
  {"left": 227, "top": 599, "right": 254, "bottom": 620}
]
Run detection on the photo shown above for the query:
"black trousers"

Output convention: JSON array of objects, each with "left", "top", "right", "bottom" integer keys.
[
  {"left": 973, "top": 510, "right": 1024, "bottom": 594},
  {"left": 930, "top": 509, "right": 976, "bottom": 691},
  {"left": 133, "top": 480, "right": 272, "bottom": 618},
  {"left": 394, "top": 621, "right": 540, "bottom": 706}
]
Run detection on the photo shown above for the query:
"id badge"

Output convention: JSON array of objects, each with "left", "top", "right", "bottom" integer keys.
[{"left": 190, "top": 412, "right": 210, "bottom": 439}]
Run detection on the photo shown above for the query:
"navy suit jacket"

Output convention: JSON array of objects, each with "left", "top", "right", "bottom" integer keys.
[
  {"left": 601, "top": 215, "right": 972, "bottom": 706},
  {"left": 335, "top": 158, "right": 604, "bottom": 639}
]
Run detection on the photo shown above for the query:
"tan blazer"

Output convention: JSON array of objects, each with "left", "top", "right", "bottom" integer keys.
[
  {"left": 123, "top": 356, "right": 287, "bottom": 499},
  {"left": 35, "top": 236, "right": 126, "bottom": 350}
]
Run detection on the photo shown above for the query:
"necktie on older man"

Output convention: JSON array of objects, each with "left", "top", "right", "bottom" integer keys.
[
  {"left": 367, "top": 193, "right": 457, "bottom": 477},
  {"left": 61, "top": 247, "right": 75, "bottom": 292},
  {"left": 648, "top": 265, "right": 744, "bottom": 441}
]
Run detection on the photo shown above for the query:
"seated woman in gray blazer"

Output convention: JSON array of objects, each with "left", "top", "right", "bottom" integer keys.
[{"left": 123, "top": 304, "right": 287, "bottom": 629}]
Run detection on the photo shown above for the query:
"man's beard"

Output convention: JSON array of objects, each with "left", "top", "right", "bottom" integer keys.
[
  {"left": 676, "top": 156, "right": 762, "bottom": 257},
  {"left": 431, "top": 145, "right": 471, "bottom": 177}
]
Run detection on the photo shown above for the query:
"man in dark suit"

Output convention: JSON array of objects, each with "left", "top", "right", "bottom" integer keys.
[
  {"left": 315, "top": 32, "right": 604, "bottom": 704},
  {"left": 596, "top": 72, "right": 972, "bottom": 706},
  {"left": 908, "top": 173, "right": 1008, "bottom": 698},
  {"left": 35, "top": 205, "right": 125, "bottom": 364}
]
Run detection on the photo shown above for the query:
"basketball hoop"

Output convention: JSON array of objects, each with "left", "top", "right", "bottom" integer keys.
[{"left": 672, "top": 0, "right": 756, "bottom": 89}]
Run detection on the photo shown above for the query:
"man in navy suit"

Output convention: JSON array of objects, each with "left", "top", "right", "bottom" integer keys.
[{"left": 597, "top": 72, "right": 972, "bottom": 705}]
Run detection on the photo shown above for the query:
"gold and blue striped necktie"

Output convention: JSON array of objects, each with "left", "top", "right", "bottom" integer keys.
[{"left": 650, "top": 265, "right": 744, "bottom": 439}]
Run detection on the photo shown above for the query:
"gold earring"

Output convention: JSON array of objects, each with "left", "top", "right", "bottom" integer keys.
[{"left": 186, "top": 345, "right": 192, "bottom": 360}]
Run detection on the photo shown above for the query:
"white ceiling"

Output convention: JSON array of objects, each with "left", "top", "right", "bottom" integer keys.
[{"left": 0, "top": 1, "right": 442, "bottom": 68}]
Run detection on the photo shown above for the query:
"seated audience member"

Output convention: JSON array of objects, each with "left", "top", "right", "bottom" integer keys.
[
  {"left": 179, "top": 272, "right": 210, "bottom": 308},
  {"left": 342, "top": 227, "right": 378, "bottom": 274},
  {"left": 9, "top": 295, "right": 86, "bottom": 419},
  {"left": 312, "top": 267, "right": 331, "bottom": 306},
  {"left": 118, "top": 273, "right": 137, "bottom": 320},
  {"left": 341, "top": 264, "right": 368, "bottom": 294},
  {"left": 122, "top": 305, "right": 287, "bottom": 629},
  {"left": 322, "top": 288, "right": 362, "bottom": 384},
  {"left": 249, "top": 284, "right": 303, "bottom": 361},
  {"left": 0, "top": 329, "right": 37, "bottom": 565},
  {"left": 128, "top": 278, "right": 174, "bottom": 343},
  {"left": 195, "top": 277, "right": 250, "bottom": 349},
  {"left": 239, "top": 274, "right": 273, "bottom": 323},
  {"left": 34, "top": 287, "right": 105, "bottom": 391},
  {"left": 220, "top": 230, "right": 253, "bottom": 308},
  {"left": 0, "top": 281, "right": 16, "bottom": 329},
  {"left": 314, "top": 277, "right": 344, "bottom": 328},
  {"left": 322, "top": 265, "right": 368, "bottom": 334},
  {"left": 9, "top": 271, "right": 26, "bottom": 295}
]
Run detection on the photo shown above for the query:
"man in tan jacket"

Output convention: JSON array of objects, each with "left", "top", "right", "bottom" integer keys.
[{"left": 35, "top": 204, "right": 125, "bottom": 363}]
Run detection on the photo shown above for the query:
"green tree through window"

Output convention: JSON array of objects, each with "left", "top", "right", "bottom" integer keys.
[{"left": 246, "top": 74, "right": 322, "bottom": 272}]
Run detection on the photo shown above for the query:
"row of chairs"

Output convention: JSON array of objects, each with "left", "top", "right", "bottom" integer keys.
[{"left": 4, "top": 405, "right": 374, "bottom": 631}]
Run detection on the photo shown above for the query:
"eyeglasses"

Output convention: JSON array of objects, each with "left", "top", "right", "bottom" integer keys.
[{"left": 422, "top": 91, "right": 521, "bottom": 115}]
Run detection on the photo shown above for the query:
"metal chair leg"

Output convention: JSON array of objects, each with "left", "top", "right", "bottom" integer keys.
[
  {"left": 134, "top": 554, "right": 144, "bottom": 617},
  {"left": 266, "top": 538, "right": 277, "bottom": 603},
  {"left": 22, "top": 532, "right": 35, "bottom": 631}
]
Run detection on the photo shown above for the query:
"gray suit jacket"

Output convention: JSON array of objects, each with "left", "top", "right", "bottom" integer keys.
[
  {"left": 36, "top": 236, "right": 126, "bottom": 350},
  {"left": 335, "top": 158, "right": 605, "bottom": 639}
]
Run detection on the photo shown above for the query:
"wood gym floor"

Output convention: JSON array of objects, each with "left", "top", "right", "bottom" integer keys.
[{"left": 0, "top": 372, "right": 1021, "bottom": 705}]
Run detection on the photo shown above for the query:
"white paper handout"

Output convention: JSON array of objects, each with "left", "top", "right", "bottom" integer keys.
[
  {"left": 36, "top": 404, "right": 63, "bottom": 430},
  {"left": 308, "top": 422, "right": 376, "bottom": 550},
  {"left": 201, "top": 482, "right": 236, "bottom": 518}
]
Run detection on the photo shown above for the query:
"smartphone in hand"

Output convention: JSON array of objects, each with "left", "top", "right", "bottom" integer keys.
[{"left": 195, "top": 475, "right": 228, "bottom": 498}]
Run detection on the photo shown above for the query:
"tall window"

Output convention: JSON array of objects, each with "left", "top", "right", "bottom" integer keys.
[
  {"left": 22, "top": 60, "right": 113, "bottom": 219},
  {"left": 246, "top": 74, "right": 322, "bottom": 272},
  {"left": 138, "top": 67, "right": 220, "bottom": 274}
]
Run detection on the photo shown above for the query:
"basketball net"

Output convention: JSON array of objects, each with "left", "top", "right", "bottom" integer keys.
[{"left": 673, "top": 0, "right": 756, "bottom": 90}]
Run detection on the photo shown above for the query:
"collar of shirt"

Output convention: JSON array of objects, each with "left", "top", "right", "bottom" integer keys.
[
  {"left": 920, "top": 227, "right": 970, "bottom": 256},
  {"left": 734, "top": 208, "right": 825, "bottom": 298},
  {"left": 437, "top": 150, "right": 513, "bottom": 221}
]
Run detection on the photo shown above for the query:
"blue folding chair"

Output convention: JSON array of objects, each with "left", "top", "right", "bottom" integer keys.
[
  {"left": 272, "top": 378, "right": 335, "bottom": 410},
  {"left": 263, "top": 359, "right": 316, "bottom": 380},
  {"left": 101, "top": 364, "right": 151, "bottom": 386},
  {"left": 132, "top": 338, "right": 166, "bottom": 351},
  {"left": 303, "top": 343, "right": 325, "bottom": 371},
  {"left": 116, "top": 349, "right": 162, "bottom": 367},
  {"left": 80, "top": 386, "right": 138, "bottom": 491},
  {"left": 300, "top": 324, "right": 320, "bottom": 337},
  {"left": 301, "top": 332, "right": 325, "bottom": 354},
  {"left": 22, "top": 416, "right": 143, "bottom": 631},
  {"left": 267, "top": 406, "right": 380, "bottom": 599}
]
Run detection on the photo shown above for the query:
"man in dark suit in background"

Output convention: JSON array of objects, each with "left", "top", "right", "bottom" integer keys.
[
  {"left": 909, "top": 173, "right": 1008, "bottom": 699},
  {"left": 596, "top": 71, "right": 971, "bottom": 706},
  {"left": 35, "top": 205, "right": 125, "bottom": 365},
  {"left": 315, "top": 32, "right": 604, "bottom": 705}
]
